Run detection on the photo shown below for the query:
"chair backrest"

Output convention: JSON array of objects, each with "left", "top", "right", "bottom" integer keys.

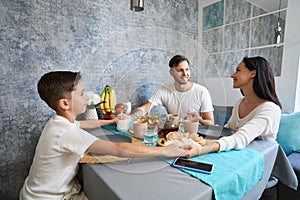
[{"left": 213, "top": 105, "right": 233, "bottom": 126}]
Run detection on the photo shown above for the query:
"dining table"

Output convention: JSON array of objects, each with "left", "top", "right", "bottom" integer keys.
[{"left": 79, "top": 126, "right": 295, "bottom": 200}]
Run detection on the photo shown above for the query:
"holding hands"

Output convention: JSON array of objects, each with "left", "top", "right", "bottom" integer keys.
[
  {"left": 162, "top": 142, "right": 203, "bottom": 158},
  {"left": 172, "top": 139, "right": 218, "bottom": 157}
]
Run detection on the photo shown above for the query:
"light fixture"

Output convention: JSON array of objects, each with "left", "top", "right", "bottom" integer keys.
[
  {"left": 130, "top": 0, "right": 144, "bottom": 12},
  {"left": 274, "top": 0, "right": 282, "bottom": 45}
]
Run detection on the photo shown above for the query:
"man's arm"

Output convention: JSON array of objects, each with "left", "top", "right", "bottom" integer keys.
[
  {"left": 200, "top": 111, "right": 214, "bottom": 125},
  {"left": 130, "top": 101, "right": 153, "bottom": 116},
  {"left": 186, "top": 111, "right": 214, "bottom": 125}
]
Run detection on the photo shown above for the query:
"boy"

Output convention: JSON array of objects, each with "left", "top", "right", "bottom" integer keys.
[{"left": 20, "top": 71, "right": 198, "bottom": 200}]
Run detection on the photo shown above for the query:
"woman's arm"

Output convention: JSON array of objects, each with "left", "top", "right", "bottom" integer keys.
[{"left": 218, "top": 103, "right": 281, "bottom": 151}]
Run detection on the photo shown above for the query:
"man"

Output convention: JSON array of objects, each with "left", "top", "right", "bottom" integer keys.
[{"left": 132, "top": 55, "right": 214, "bottom": 125}]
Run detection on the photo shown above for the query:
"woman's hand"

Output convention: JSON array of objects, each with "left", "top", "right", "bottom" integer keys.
[
  {"left": 161, "top": 143, "right": 187, "bottom": 157},
  {"left": 162, "top": 142, "right": 203, "bottom": 158},
  {"left": 177, "top": 139, "right": 221, "bottom": 157},
  {"left": 180, "top": 142, "right": 203, "bottom": 157}
]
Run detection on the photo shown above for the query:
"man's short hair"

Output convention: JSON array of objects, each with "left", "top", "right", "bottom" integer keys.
[
  {"left": 37, "top": 71, "right": 81, "bottom": 111},
  {"left": 169, "top": 55, "right": 190, "bottom": 68}
]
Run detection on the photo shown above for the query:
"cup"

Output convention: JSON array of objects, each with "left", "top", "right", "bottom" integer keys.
[
  {"left": 117, "top": 119, "right": 130, "bottom": 132},
  {"left": 123, "top": 102, "right": 132, "bottom": 114},
  {"left": 115, "top": 103, "right": 128, "bottom": 115},
  {"left": 133, "top": 121, "right": 147, "bottom": 139},
  {"left": 144, "top": 124, "right": 158, "bottom": 146},
  {"left": 183, "top": 120, "right": 199, "bottom": 134},
  {"left": 158, "top": 114, "right": 167, "bottom": 129}
]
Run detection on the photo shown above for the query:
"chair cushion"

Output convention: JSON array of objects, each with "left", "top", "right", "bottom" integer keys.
[{"left": 276, "top": 112, "right": 300, "bottom": 155}]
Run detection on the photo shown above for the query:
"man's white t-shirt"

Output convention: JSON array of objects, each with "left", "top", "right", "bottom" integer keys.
[
  {"left": 20, "top": 115, "right": 98, "bottom": 200},
  {"left": 149, "top": 83, "right": 214, "bottom": 117},
  {"left": 219, "top": 99, "right": 281, "bottom": 151}
]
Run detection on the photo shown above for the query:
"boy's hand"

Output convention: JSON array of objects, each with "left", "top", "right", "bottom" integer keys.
[
  {"left": 115, "top": 113, "right": 131, "bottom": 124},
  {"left": 162, "top": 144, "right": 186, "bottom": 157},
  {"left": 113, "top": 115, "right": 119, "bottom": 124}
]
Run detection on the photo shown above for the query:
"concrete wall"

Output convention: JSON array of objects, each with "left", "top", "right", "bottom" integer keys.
[{"left": 0, "top": 1, "right": 198, "bottom": 199}]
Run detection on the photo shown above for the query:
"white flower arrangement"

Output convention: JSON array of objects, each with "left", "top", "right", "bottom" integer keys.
[{"left": 86, "top": 91, "right": 102, "bottom": 109}]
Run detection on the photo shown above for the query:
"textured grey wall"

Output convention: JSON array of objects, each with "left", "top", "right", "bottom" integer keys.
[
  {"left": 201, "top": 0, "right": 285, "bottom": 78},
  {"left": 0, "top": 0, "right": 198, "bottom": 199}
]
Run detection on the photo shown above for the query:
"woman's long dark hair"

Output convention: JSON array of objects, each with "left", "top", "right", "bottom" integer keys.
[{"left": 242, "top": 56, "right": 282, "bottom": 109}]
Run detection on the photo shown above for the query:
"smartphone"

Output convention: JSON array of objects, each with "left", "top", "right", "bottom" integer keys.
[{"left": 173, "top": 157, "right": 213, "bottom": 174}]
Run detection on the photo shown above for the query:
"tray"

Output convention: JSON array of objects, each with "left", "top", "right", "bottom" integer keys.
[{"left": 197, "top": 125, "right": 234, "bottom": 139}]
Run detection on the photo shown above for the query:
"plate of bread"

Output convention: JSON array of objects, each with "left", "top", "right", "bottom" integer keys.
[{"left": 157, "top": 131, "right": 206, "bottom": 147}]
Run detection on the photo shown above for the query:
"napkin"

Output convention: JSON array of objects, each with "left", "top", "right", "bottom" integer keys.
[
  {"left": 162, "top": 148, "right": 264, "bottom": 200},
  {"left": 103, "top": 124, "right": 135, "bottom": 138}
]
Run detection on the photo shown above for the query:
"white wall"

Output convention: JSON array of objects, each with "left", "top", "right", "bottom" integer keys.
[
  {"left": 277, "top": 0, "right": 300, "bottom": 113},
  {"left": 295, "top": 57, "right": 300, "bottom": 111}
]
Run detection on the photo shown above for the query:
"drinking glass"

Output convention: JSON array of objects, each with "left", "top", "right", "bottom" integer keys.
[
  {"left": 158, "top": 114, "right": 167, "bottom": 130},
  {"left": 144, "top": 124, "right": 158, "bottom": 146}
]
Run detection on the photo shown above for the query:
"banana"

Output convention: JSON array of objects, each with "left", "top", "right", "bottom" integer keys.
[
  {"left": 104, "top": 87, "right": 111, "bottom": 113},
  {"left": 109, "top": 87, "right": 116, "bottom": 113},
  {"left": 99, "top": 85, "right": 116, "bottom": 115},
  {"left": 99, "top": 88, "right": 106, "bottom": 114}
]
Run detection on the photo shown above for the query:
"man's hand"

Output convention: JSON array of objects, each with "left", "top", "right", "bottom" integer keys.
[
  {"left": 185, "top": 112, "right": 201, "bottom": 122},
  {"left": 185, "top": 111, "right": 214, "bottom": 125}
]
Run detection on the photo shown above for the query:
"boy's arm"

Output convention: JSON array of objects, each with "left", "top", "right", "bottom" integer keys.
[
  {"left": 79, "top": 119, "right": 116, "bottom": 129},
  {"left": 87, "top": 139, "right": 201, "bottom": 158}
]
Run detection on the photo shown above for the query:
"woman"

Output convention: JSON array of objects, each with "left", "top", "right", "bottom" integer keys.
[{"left": 196, "top": 56, "right": 282, "bottom": 154}]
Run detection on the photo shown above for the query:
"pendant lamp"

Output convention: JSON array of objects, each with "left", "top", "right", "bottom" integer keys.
[
  {"left": 274, "top": 0, "right": 282, "bottom": 45},
  {"left": 130, "top": 0, "right": 144, "bottom": 12}
]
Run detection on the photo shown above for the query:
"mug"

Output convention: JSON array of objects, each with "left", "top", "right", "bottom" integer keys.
[
  {"left": 115, "top": 102, "right": 131, "bottom": 115},
  {"left": 115, "top": 103, "right": 128, "bottom": 115},
  {"left": 133, "top": 121, "right": 147, "bottom": 139},
  {"left": 117, "top": 119, "right": 130, "bottom": 132},
  {"left": 183, "top": 120, "right": 199, "bottom": 134},
  {"left": 123, "top": 102, "right": 132, "bottom": 114}
]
